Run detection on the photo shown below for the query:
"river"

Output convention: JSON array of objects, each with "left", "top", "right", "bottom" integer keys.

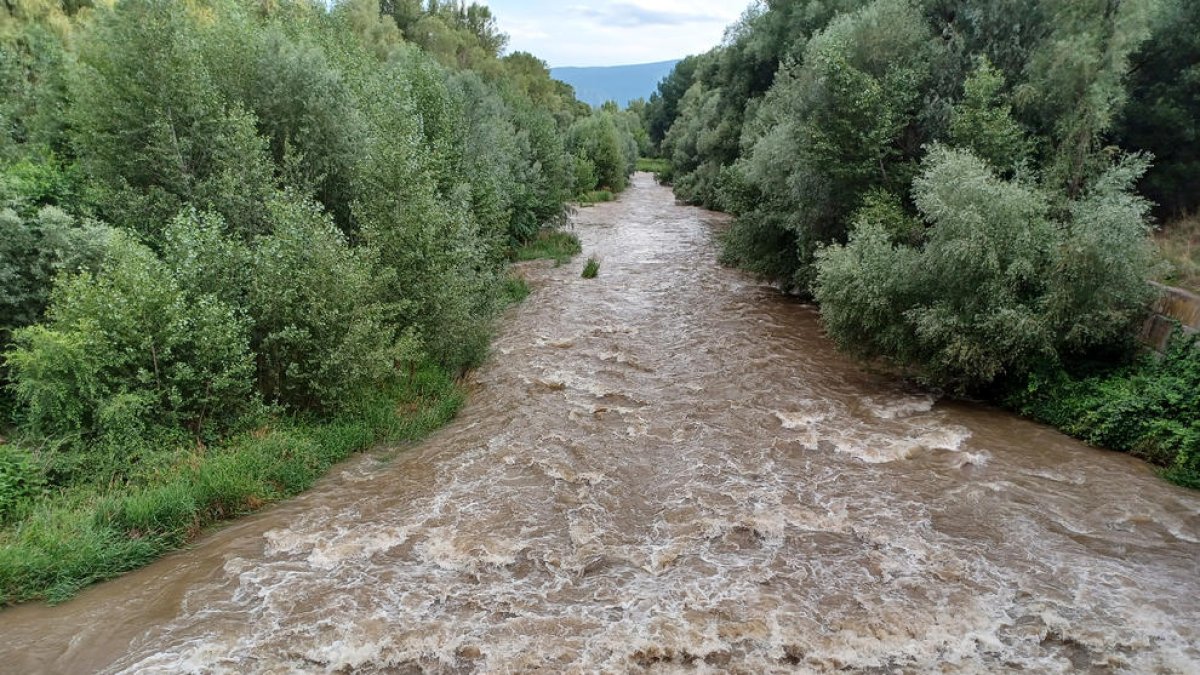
[{"left": 1, "top": 173, "right": 1198, "bottom": 673}]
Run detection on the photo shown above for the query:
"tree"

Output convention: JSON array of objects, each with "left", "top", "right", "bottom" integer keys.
[{"left": 815, "top": 146, "right": 1155, "bottom": 390}]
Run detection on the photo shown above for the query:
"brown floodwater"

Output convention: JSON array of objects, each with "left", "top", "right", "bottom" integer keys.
[{"left": 2, "top": 173, "right": 1198, "bottom": 673}]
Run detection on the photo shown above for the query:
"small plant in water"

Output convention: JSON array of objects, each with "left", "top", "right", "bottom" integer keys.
[{"left": 582, "top": 257, "right": 600, "bottom": 279}]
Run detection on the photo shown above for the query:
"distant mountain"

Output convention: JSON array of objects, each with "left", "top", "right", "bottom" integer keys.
[{"left": 551, "top": 59, "right": 681, "bottom": 108}]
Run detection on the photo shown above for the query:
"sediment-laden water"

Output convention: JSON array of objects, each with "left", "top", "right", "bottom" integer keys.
[{"left": 2, "top": 173, "right": 1198, "bottom": 673}]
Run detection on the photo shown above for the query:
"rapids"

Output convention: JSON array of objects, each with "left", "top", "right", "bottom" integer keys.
[{"left": 2, "top": 173, "right": 1198, "bottom": 673}]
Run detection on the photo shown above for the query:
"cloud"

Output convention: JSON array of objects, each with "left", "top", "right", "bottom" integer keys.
[
  {"left": 481, "top": 0, "right": 745, "bottom": 67},
  {"left": 573, "top": 2, "right": 726, "bottom": 28}
]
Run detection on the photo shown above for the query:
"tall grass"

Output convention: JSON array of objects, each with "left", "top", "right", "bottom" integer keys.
[
  {"left": 1157, "top": 215, "right": 1199, "bottom": 291},
  {"left": 512, "top": 229, "right": 582, "bottom": 265},
  {"left": 636, "top": 157, "right": 670, "bottom": 174},
  {"left": 0, "top": 364, "right": 463, "bottom": 605},
  {"left": 576, "top": 190, "right": 615, "bottom": 205},
  {"left": 582, "top": 257, "right": 600, "bottom": 279}
]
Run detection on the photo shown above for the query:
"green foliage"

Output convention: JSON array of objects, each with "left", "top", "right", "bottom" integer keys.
[
  {"left": 0, "top": 0, "right": 586, "bottom": 601},
  {"left": 69, "top": 0, "right": 277, "bottom": 240},
  {"left": 0, "top": 364, "right": 464, "bottom": 606},
  {"left": 815, "top": 146, "right": 1156, "bottom": 390},
  {"left": 499, "top": 274, "right": 531, "bottom": 307},
  {"left": 568, "top": 113, "right": 635, "bottom": 193},
  {"left": 0, "top": 153, "right": 79, "bottom": 209},
  {"left": 636, "top": 157, "right": 670, "bottom": 174},
  {"left": 249, "top": 193, "right": 407, "bottom": 412},
  {"left": 512, "top": 229, "right": 582, "bottom": 265},
  {"left": 6, "top": 231, "right": 256, "bottom": 479},
  {"left": 1115, "top": 0, "right": 1200, "bottom": 215},
  {"left": 1007, "top": 332, "right": 1200, "bottom": 488},
  {"left": 581, "top": 256, "right": 600, "bottom": 279},
  {"left": 0, "top": 444, "right": 43, "bottom": 524},
  {"left": 0, "top": 205, "right": 111, "bottom": 342},
  {"left": 722, "top": 0, "right": 933, "bottom": 289},
  {"left": 948, "top": 56, "right": 1029, "bottom": 173},
  {"left": 578, "top": 190, "right": 615, "bottom": 205}
]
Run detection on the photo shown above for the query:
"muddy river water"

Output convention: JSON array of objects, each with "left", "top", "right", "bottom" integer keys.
[{"left": 2, "top": 173, "right": 1199, "bottom": 673}]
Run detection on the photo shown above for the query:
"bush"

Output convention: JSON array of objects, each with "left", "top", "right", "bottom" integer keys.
[
  {"left": 582, "top": 256, "right": 600, "bottom": 279},
  {"left": 6, "top": 231, "right": 256, "bottom": 478},
  {"left": 0, "top": 445, "right": 44, "bottom": 523},
  {"left": 568, "top": 113, "right": 636, "bottom": 193},
  {"left": 1007, "top": 332, "right": 1200, "bottom": 488},
  {"left": 0, "top": 206, "right": 111, "bottom": 342},
  {"left": 69, "top": 0, "right": 277, "bottom": 241},
  {"left": 814, "top": 146, "right": 1155, "bottom": 391},
  {"left": 249, "top": 193, "right": 410, "bottom": 412}
]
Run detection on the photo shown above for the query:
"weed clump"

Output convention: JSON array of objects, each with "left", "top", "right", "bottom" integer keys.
[{"left": 582, "top": 257, "right": 600, "bottom": 279}]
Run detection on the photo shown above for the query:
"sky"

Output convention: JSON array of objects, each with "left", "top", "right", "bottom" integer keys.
[{"left": 479, "top": 0, "right": 748, "bottom": 68}]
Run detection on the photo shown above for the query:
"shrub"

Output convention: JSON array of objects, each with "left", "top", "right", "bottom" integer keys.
[
  {"left": 6, "top": 231, "right": 256, "bottom": 478},
  {"left": 815, "top": 146, "right": 1155, "bottom": 390},
  {"left": 0, "top": 445, "right": 44, "bottom": 523},
  {"left": 0, "top": 206, "right": 111, "bottom": 342},
  {"left": 69, "top": 0, "right": 277, "bottom": 241},
  {"left": 249, "top": 193, "right": 409, "bottom": 412},
  {"left": 568, "top": 113, "right": 634, "bottom": 193},
  {"left": 1007, "top": 332, "right": 1200, "bottom": 488}
]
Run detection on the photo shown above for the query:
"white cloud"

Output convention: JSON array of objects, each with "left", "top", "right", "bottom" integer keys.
[{"left": 481, "top": 0, "right": 746, "bottom": 67}]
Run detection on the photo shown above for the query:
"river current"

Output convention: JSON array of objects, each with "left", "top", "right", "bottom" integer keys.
[{"left": 1, "top": 173, "right": 1198, "bottom": 673}]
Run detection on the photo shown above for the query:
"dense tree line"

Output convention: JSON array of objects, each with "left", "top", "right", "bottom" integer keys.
[
  {"left": 643, "top": 0, "right": 1198, "bottom": 485},
  {"left": 643, "top": 0, "right": 1195, "bottom": 390},
  {"left": 0, "top": 0, "right": 639, "bottom": 504}
]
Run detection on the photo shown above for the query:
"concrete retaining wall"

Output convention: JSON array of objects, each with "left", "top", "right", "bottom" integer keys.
[{"left": 1140, "top": 282, "right": 1200, "bottom": 351}]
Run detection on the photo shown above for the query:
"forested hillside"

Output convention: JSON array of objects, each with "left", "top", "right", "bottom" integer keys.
[
  {"left": 0, "top": 0, "right": 644, "bottom": 604},
  {"left": 551, "top": 59, "right": 681, "bottom": 108},
  {"left": 644, "top": 0, "right": 1199, "bottom": 485}
]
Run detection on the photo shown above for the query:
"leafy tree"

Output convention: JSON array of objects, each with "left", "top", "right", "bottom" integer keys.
[
  {"left": 68, "top": 0, "right": 276, "bottom": 240},
  {"left": 724, "top": 0, "right": 934, "bottom": 290},
  {"left": 0, "top": 205, "right": 111, "bottom": 344},
  {"left": 248, "top": 193, "right": 406, "bottom": 411},
  {"left": 1115, "top": 0, "right": 1200, "bottom": 215},
  {"left": 948, "top": 56, "right": 1029, "bottom": 173},
  {"left": 568, "top": 113, "right": 635, "bottom": 193},
  {"left": 815, "top": 146, "right": 1155, "bottom": 390},
  {"left": 7, "top": 231, "right": 256, "bottom": 472}
]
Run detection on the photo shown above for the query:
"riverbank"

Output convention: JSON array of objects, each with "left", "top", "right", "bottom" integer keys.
[
  {"left": 0, "top": 236, "right": 581, "bottom": 607},
  {"left": 0, "top": 365, "right": 464, "bottom": 606},
  {"left": 1004, "top": 330, "right": 1200, "bottom": 489},
  {"left": 1157, "top": 214, "right": 1199, "bottom": 292}
]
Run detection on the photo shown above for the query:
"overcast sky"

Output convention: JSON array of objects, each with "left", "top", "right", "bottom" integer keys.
[{"left": 480, "top": 0, "right": 748, "bottom": 68}]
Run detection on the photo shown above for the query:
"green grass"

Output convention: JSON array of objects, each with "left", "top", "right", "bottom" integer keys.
[
  {"left": 499, "top": 273, "right": 531, "bottom": 306},
  {"left": 0, "top": 364, "right": 464, "bottom": 605},
  {"left": 1157, "top": 215, "right": 1199, "bottom": 291},
  {"left": 576, "top": 190, "right": 614, "bottom": 205},
  {"left": 581, "top": 256, "right": 600, "bottom": 279},
  {"left": 512, "top": 228, "right": 583, "bottom": 265},
  {"left": 636, "top": 157, "right": 670, "bottom": 174}
]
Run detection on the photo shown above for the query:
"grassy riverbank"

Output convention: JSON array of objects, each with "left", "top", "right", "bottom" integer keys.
[
  {"left": 0, "top": 365, "right": 462, "bottom": 606},
  {"left": 635, "top": 158, "right": 670, "bottom": 174},
  {"left": 512, "top": 229, "right": 583, "bottom": 265},
  {"left": 1005, "top": 333, "right": 1200, "bottom": 489},
  {"left": 0, "top": 238, "right": 577, "bottom": 607}
]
